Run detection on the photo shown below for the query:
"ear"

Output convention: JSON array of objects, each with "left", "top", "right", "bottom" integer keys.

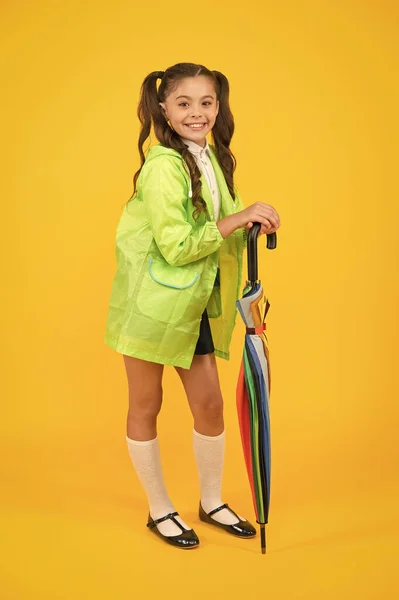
[
  {"left": 159, "top": 102, "right": 167, "bottom": 118},
  {"left": 215, "top": 100, "right": 220, "bottom": 117}
]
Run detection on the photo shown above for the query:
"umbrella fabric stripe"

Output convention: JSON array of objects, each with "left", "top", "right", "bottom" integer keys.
[
  {"left": 236, "top": 363, "right": 251, "bottom": 472},
  {"left": 247, "top": 290, "right": 270, "bottom": 515},
  {"left": 243, "top": 343, "right": 264, "bottom": 522},
  {"left": 243, "top": 351, "right": 263, "bottom": 523},
  {"left": 260, "top": 340, "right": 272, "bottom": 506},
  {"left": 243, "top": 347, "right": 262, "bottom": 519},
  {"left": 257, "top": 336, "right": 272, "bottom": 504},
  {"left": 243, "top": 346, "right": 262, "bottom": 518},
  {"left": 236, "top": 299, "right": 248, "bottom": 323},
  {"left": 262, "top": 338, "right": 272, "bottom": 394},
  {"left": 249, "top": 337, "right": 271, "bottom": 504},
  {"left": 248, "top": 335, "right": 271, "bottom": 500},
  {"left": 247, "top": 288, "right": 272, "bottom": 506},
  {"left": 247, "top": 335, "right": 271, "bottom": 515},
  {"left": 242, "top": 379, "right": 258, "bottom": 511},
  {"left": 247, "top": 287, "right": 271, "bottom": 515},
  {"left": 236, "top": 284, "right": 254, "bottom": 323},
  {"left": 245, "top": 337, "right": 269, "bottom": 522},
  {"left": 236, "top": 362, "right": 257, "bottom": 509},
  {"left": 246, "top": 339, "right": 268, "bottom": 521}
]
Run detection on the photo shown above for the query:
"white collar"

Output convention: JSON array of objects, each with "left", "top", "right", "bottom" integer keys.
[{"left": 180, "top": 136, "right": 210, "bottom": 158}]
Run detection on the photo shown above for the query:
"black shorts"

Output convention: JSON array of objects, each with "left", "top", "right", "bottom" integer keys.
[
  {"left": 194, "top": 309, "right": 215, "bottom": 355},
  {"left": 194, "top": 268, "right": 219, "bottom": 356}
]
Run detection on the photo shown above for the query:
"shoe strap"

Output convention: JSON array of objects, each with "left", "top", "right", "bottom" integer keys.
[
  {"left": 147, "top": 511, "right": 187, "bottom": 533},
  {"left": 207, "top": 503, "right": 241, "bottom": 521}
]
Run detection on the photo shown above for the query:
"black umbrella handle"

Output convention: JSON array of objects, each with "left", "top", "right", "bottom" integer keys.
[{"left": 247, "top": 223, "right": 277, "bottom": 283}]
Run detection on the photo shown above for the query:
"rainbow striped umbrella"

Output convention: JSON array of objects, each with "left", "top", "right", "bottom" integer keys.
[{"left": 236, "top": 224, "right": 277, "bottom": 554}]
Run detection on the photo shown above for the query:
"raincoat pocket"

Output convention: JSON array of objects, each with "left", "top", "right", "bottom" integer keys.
[{"left": 135, "top": 257, "right": 201, "bottom": 324}]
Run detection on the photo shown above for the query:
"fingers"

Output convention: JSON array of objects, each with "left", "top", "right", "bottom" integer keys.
[
  {"left": 255, "top": 217, "right": 274, "bottom": 230},
  {"left": 241, "top": 203, "right": 281, "bottom": 232},
  {"left": 246, "top": 220, "right": 274, "bottom": 234},
  {"left": 256, "top": 220, "right": 278, "bottom": 236},
  {"left": 249, "top": 212, "right": 278, "bottom": 229},
  {"left": 252, "top": 202, "right": 280, "bottom": 228}
]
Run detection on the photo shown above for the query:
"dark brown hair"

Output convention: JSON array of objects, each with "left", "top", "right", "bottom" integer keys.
[{"left": 129, "top": 62, "right": 236, "bottom": 220}]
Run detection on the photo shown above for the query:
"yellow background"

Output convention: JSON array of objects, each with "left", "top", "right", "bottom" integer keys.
[{"left": 1, "top": 0, "right": 398, "bottom": 598}]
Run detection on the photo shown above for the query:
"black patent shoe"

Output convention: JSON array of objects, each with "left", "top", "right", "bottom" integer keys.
[
  {"left": 199, "top": 502, "right": 256, "bottom": 538},
  {"left": 146, "top": 511, "right": 200, "bottom": 549}
]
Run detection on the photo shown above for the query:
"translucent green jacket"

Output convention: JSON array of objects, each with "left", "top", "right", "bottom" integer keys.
[{"left": 104, "top": 143, "right": 248, "bottom": 369}]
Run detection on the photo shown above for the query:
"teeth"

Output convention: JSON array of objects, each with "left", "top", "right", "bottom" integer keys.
[{"left": 188, "top": 124, "right": 205, "bottom": 128}]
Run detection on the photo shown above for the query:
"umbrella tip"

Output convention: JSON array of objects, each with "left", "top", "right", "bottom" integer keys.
[{"left": 260, "top": 524, "right": 266, "bottom": 554}]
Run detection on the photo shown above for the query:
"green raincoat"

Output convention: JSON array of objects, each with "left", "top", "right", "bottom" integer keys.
[{"left": 104, "top": 143, "right": 248, "bottom": 369}]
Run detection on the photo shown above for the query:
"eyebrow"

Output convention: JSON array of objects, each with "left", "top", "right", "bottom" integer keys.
[{"left": 175, "top": 95, "right": 214, "bottom": 100}]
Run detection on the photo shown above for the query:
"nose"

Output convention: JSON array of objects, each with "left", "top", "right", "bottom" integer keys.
[{"left": 191, "top": 105, "right": 203, "bottom": 118}]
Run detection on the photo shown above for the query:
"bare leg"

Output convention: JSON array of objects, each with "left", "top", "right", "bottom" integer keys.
[
  {"left": 175, "top": 354, "right": 242, "bottom": 524},
  {"left": 123, "top": 355, "right": 190, "bottom": 535},
  {"left": 175, "top": 353, "right": 224, "bottom": 436},
  {"left": 123, "top": 354, "right": 164, "bottom": 440}
]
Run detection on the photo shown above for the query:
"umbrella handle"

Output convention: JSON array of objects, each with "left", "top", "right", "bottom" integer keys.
[{"left": 247, "top": 223, "right": 277, "bottom": 283}]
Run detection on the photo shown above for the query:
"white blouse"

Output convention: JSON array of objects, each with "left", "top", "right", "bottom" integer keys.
[{"left": 180, "top": 136, "right": 221, "bottom": 221}]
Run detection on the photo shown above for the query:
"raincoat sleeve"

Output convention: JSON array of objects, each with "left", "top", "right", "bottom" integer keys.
[
  {"left": 234, "top": 185, "right": 248, "bottom": 250},
  {"left": 141, "top": 156, "right": 225, "bottom": 266}
]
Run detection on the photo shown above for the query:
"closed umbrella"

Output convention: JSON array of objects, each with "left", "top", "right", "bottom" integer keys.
[{"left": 236, "top": 224, "right": 277, "bottom": 554}]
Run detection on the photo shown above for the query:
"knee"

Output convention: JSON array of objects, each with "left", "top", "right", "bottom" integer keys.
[
  {"left": 195, "top": 394, "right": 224, "bottom": 422},
  {"left": 128, "top": 386, "right": 163, "bottom": 421}
]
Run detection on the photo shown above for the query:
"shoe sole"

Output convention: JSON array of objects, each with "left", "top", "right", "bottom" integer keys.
[
  {"left": 199, "top": 515, "right": 256, "bottom": 538},
  {"left": 149, "top": 528, "right": 200, "bottom": 549}
]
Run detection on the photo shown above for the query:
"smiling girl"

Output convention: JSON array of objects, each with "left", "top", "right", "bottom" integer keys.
[{"left": 104, "top": 62, "right": 280, "bottom": 549}]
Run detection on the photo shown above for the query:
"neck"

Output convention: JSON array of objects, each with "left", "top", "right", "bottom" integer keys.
[{"left": 181, "top": 136, "right": 207, "bottom": 149}]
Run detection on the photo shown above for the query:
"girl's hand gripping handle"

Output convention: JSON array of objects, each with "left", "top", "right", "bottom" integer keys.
[{"left": 217, "top": 201, "right": 280, "bottom": 239}]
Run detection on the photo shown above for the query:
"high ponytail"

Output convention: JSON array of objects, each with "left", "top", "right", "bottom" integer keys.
[
  {"left": 133, "top": 71, "right": 165, "bottom": 193},
  {"left": 211, "top": 70, "right": 236, "bottom": 199}
]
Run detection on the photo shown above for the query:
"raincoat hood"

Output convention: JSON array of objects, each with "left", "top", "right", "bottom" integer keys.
[
  {"left": 146, "top": 144, "right": 182, "bottom": 160},
  {"left": 144, "top": 143, "right": 195, "bottom": 197}
]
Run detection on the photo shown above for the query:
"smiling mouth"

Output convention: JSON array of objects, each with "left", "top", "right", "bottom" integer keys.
[{"left": 185, "top": 123, "right": 207, "bottom": 129}]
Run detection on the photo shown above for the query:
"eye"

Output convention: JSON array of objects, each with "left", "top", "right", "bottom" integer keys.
[{"left": 178, "top": 101, "right": 213, "bottom": 107}]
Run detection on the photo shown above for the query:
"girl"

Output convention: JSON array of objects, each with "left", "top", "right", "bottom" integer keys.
[{"left": 104, "top": 63, "right": 280, "bottom": 549}]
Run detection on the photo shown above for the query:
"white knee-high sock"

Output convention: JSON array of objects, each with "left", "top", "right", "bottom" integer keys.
[
  {"left": 126, "top": 435, "right": 190, "bottom": 536},
  {"left": 193, "top": 429, "right": 244, "bottom": 525}
]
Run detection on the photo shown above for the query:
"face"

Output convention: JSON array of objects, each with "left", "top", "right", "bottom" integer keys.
[{"left": 159, "top": 76, "right": 219, "bottom": 148}]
